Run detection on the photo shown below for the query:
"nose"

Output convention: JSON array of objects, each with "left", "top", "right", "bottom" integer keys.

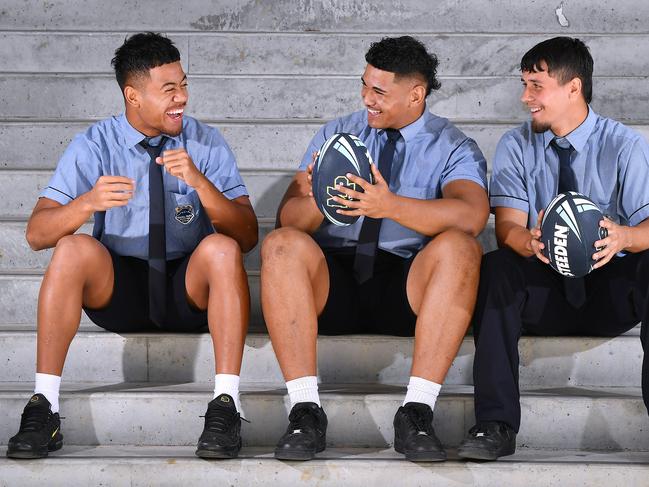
[
  {"left": 362, "top": 86, "right": 375, "bottom": 106},
  {"left": 175, "top": 87, "right": 188, "bottom": 104},
  {"left": 520, "top": 85, "right": 532, "bottom": 104}
]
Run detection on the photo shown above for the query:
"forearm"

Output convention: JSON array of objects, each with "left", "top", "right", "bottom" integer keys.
[
  {"left": 194, "top": 181, "right": 258, "bottom": 252},
  {"left": 496, "top": 220, "right": 535, "bottom": 257},
  {"left": 388, "top": 195, "right": 488, "bottom": 238},
  {"left": 277, "top": 195, "right": 325, "bottom": 233},
  {"left": 625, "top": 219, "right": 649, "bottom": 253},
  {"left": 26, "top": 197, "right": 94, "bottom": 250}
]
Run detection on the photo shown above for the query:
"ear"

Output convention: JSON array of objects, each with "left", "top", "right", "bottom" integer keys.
[
  {"left": 568, "top": 77, "right": 582, "bottom": 100},
  {"left": 409, "top": 84, "right": 426, "bottom": 107},
  {"left": 124, "top": 85, "right": 140, "bottom": 109}
]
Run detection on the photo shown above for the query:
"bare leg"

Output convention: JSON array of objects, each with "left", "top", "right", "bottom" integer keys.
[
  {"left": 406, "top": 229, "right": 482, "bottom": 383},
  {"left": 260, "top": 227, "right": 329, "bottom": 381},
  {"left": 185, "top": 233, "right": 249, "bottom": 375},
  {"left": 37, "top": 234, "right": 114, "bottom": 375}
]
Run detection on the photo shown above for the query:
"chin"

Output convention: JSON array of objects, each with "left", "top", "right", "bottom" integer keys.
[{"left": 531, "top": 120, "right": 551, "bottom": 134}]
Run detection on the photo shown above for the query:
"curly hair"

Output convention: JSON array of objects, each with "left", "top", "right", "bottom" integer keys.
[
  {"left": 111, "top": 32, "right": 180, "bottom": 92},
  {"left": 521, "top": 37, "right": 593, "bottom": 104},
  {"left": 365, "top": 36, "right": 441, "bottom": 96}
]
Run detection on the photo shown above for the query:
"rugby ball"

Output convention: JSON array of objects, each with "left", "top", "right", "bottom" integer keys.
[
  {"left": 312, "top": 133, "right": 374, "bottom": 226},
  {"left": 540, "top": 191, "right": 608, "bottom": 278}
]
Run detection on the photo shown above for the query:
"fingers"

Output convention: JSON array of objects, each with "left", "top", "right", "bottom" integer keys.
[
  {"left": 592, "top": 248, "right": 615, "bottom": 269},
  {"left": 530, "top": 239, "right": 550, "bottom": 264},
  {"left": 344, "top": 173, "right": 371, "bottom": 191},
  {"left": 369, "top": 162, "right": 384, "bottom": 184},
  {"left": 534, "top": 209, "right": 545, "bottom": 230},
  {"left": 335, "top": 183, "right": 363, "bottom": 201},
  {"left": 97, "top": 175, "right": 134, "bottom": 185}
]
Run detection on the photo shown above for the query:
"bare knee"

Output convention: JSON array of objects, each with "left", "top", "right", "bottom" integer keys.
[
  {"left": 49, "top": 234, "right": 106, "bottom": 271},
  {"left": 261, "top": 227, "right": 314, "bottom": 266},
  {"left": 194, "top": 233, "right": 243, "bottom": 275},
  {"left": 426, "top": 229, "right": 482, "bottom": 266}
]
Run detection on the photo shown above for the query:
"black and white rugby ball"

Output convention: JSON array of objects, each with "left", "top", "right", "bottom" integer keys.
[
  {"left": 540, "top": 191, "right": 608, "bottom": 278},
  {"left": 312, "top": 133, "right": 373, "bottom": 226}
]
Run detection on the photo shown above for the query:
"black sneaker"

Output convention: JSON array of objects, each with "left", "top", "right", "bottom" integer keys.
[
  {"left": 393, "top": 402, "right": 446, "bottom": 462},
  {"left": 457, "top": 421, "right": 516, "bottom": 460},
  {"left": 274, "top": 402, "right": 327, "bottom": 461},
  {"left": 7, "top": 394, "right": 63, "bottom": 459},
  {"left": 195, "top": 394, "right": 242, "bottom": 459}
]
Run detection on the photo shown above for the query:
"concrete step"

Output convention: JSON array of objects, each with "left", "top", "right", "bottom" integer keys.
[
  {"left": 3, "top": 0, "right": 648, "bottom": 34},
  {"left": 0, "top": 331, "right": 644, "bottom": 387},
  {"left": 0, "top": 383, "right": 647, "bottom": 450},
  {"left": 3, "top": 75, "right": 648, "bottom": 123},
  {"left": 3, "top": 33, "right": 649, "bottom": 78},
  {"left": 1, "top": 446, "right": 648, "bottom": 487}
]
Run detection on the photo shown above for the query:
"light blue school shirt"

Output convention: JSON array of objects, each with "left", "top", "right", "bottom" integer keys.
[
  {"left": 490, "top": 107, "right": 649, "bottom": 229},
  {"left": 40, "top": 114, "right": 248, "bottom": 260},
  {"left": 299, "top": 108, "right": 488, "bottom": 258}
]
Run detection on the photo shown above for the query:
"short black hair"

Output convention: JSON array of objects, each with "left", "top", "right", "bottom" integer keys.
[
  {"left": 111, "top": 32, "right": 180, "bottom": 92},
  {"left": 365, "top": 36, "right": 441, "bottom": 96},
  {"left": 520, "top": 37, "right": 593, "bottom": 104}
]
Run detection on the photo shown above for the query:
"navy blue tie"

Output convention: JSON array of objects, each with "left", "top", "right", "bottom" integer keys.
[
  {"left": 552, "top": 137, "right": 586, "bottom": 308},
  {"left": 353, "top": 129, "right": 401, "bottom": 283},
  {"left": 141, "top": 136, "right": 168, "bottom": 327}
]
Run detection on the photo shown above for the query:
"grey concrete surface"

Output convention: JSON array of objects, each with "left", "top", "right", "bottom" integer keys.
[
  {"left": 1, "top": 446, "right": 649, "bottom": 487},
  {"left": 3, "top": 33, "right": 649, "bottom": 78},
  {"left": 0, "top": 383, "right": 647, "bottom": 450},
  {"left": 0, "top": 332, "right": 643, "bottom": 388},
  {"left": 2, "top": 0, "right": 648, "bottom": 33}
]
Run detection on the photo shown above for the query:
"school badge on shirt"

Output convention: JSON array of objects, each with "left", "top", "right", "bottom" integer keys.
[{"left": 175, "top": 205, "right": 195, "bottom": 225}]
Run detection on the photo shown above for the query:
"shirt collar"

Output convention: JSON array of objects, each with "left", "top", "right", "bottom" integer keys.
[
  {"left": 543, "top": 106, "right": 598, "bottom": 152},
  {"left": 118, "top": 113, "right": 183, "bottom": 149},
  {"left": 378, "top": 108, "right": 427, "bottom": 144}
]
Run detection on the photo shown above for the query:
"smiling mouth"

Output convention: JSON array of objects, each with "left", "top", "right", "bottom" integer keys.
[
  {"left": 166, "top": 108, "right": 184, "bottom": 121},
  {"left": 530, "top": 107, "right": 542, "bottom": 114},
  {"left": 367, "top": 108, "right": 381, "bottom": 116}
]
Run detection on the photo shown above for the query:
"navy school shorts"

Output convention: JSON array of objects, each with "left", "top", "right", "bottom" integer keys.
[{"left": 84, "top": 249, "right": 208, "bottom": 333}]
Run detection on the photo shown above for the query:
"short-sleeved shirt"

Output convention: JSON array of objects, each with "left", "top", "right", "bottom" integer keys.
[
  {"left": 490, "top": 107, "right": 649, "bottom": 229},
  {"left": 40, "top": 114, "right": 248, "bottom": 260},
  {"left": 299, "top": 108, "right": 488, "bottom": 258}
]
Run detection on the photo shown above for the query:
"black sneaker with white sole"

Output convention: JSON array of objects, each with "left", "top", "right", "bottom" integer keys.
[
  {"left": 393, "top": 402, "right": 447, "bottom": 462},
  {"left": 457, "top": 421, "right": 516, "bottom": 460},
  {"left": 195, "top": 394, "right": 242, "bottom": 459},
  {"left": 274, "top": 402, "right": 327, "bottom": 461},
  {"left": 7, "top": 394, "right": 63, "bottom": 459}
]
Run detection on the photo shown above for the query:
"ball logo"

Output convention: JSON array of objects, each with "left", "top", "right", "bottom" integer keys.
[
  {"left": 552, "top": 223, "right": 573, "bottom": 276},
  {"left": 326, "top": 175, "right": 358, "bottom": 208}
]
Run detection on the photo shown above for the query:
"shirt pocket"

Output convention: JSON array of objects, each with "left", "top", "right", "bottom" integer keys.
[{"left": 166, "top": 190, "right": 206, "bottom": 252}]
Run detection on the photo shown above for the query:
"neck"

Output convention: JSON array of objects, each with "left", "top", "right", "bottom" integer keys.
[
  {"left": 551, "top": 103, "right": 589, "bottom": 138},
  {"left": 125, "top": 106, "right": 161, "bottom": 137}
]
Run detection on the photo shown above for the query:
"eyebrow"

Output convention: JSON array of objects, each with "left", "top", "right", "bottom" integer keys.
[{"left": 361, "top": 76, "right": 387, "bottom": 95}]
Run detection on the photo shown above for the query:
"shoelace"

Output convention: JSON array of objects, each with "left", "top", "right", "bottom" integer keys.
[
  {"left": 288, "top": 407, "right": 317, "bottom": 430},
  {"left": 19, "top": 405, "right": 51, "bottom": 432},
  {"left": 403, "top": 406, "right": 432, "bottom": 434},
  {"left": 202, "top": 404, "right": 238, "bottom": 433}
]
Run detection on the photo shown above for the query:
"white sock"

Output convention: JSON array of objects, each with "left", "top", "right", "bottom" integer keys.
[
  {"left": 403, "top": 376, "right": 442, "bottom": 410},
  {"left": 34, "top": 373, "right": 61, "bottom": 413},
  {"left": 286, "top": 376, "right": 320, "bottom": 408},
  {"left": 213, "top": 374, "right": 243, "bottom": 415}
]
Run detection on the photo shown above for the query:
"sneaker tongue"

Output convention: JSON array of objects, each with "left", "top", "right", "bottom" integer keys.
[
  {"left": 27, "top": 393, "right": 49, "bottom": 408},
  {"left": 214, "top": 394, "right": 236, "bottom": 409}
]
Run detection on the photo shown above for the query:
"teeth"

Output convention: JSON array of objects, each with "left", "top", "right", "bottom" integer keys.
[
  {"left": 167, "top": 109, "right": 184, "bottom": 115},
  {"left": 368, "top": 109, "right": 380, "bottom": 115},
  {"left": 530, "top": 108, "right": 541, "bottom": 113}
]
